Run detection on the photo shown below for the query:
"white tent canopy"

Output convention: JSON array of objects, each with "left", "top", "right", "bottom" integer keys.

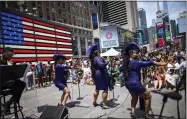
[{"left": 101, "top": 48, "right": 121, "bottom": 56}]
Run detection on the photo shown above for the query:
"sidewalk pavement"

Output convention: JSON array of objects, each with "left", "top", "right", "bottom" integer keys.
[{"left": 6, "top": 82, "right": 185, "bottom": 118}]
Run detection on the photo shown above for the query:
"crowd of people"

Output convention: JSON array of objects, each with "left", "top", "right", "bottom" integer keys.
[{"left": 0, "top": 43, "right": 186, "bottom": 118}]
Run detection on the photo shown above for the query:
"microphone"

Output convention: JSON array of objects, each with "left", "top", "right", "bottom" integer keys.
[{"left": 151, "top": 90, "right": 182, "bottom": 101}]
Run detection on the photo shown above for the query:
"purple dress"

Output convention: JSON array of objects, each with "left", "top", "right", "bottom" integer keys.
[
  {"left": 54, "top": 64, "right": 71, "bottom": 90},
  {"left": 125, "top": 60, "right": 154, "bottom": 94},
  {"left": 94, "top": 56, "right": 109, "bottom": 90}
]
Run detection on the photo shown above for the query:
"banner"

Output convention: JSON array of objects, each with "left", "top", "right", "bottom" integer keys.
[
  {"left": 92, "top": 13, "right": 98, "bottom": 30},
  {"left": 100, "top": 25, "right": 119, "bottom": 48},
  {"left": 158, "top": 28, "right": 164, "bottom": 37},
  {"left": 154, "top": 34, "right": 158, "bottom": 43},
  {"left": 165, "top": 31, "right": 171, "bottom": 42}
]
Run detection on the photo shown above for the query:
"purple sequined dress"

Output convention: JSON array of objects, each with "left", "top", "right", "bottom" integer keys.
[
  {"left": 94, "top": 56, "right": 110, "bottom": 90},
  {"left": 125, "top": 60, "right": 154, "bottom": 94},
  {"left": 54, "top": 64, "right": 71, "bottom": 90}
]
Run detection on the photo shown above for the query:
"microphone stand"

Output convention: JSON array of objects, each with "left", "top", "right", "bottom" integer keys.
[{"left": 77, "top": 71, "right": 83, "bottom": 100}]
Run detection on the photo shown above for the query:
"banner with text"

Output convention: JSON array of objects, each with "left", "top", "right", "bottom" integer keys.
[{"left": 100, "top": 25, "right": 119, "bottom": 48}]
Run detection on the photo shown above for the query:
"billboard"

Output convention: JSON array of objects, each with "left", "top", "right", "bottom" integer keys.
[
  {"left": 158, "top": 28, "right": 164, "bottom": 37},
  {"left": 92, "top": 13, "right": 98, "bottom": 30},
  {"left": 154, "top": 34, "right": 158, "bottom": 43},
  {"left": 165, "top": 30, "right": 171, "bottom": 42},
  {"left": 100, "top": 25, "right": 119, "bottom": 48},
  {"left": 177, "top": 16, "right": 186, "bottom": 33}
]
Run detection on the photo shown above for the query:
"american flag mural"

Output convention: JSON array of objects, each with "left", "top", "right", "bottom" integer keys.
[{"left": 0, "top": 11, "right": 73, "bottom": 63}]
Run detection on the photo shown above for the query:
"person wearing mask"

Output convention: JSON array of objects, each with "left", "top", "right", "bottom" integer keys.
[
  {"left": 0, "top": 47, "right": 26, "bottom": 114},
  {"left": 87, "top": 43, "right": 112, "bottom": 109},
  {"left": 122, "top": 42, "right": 168, "bottom": 118},
  {"left": 53, "top": 53, "right": 73, "bottom": 106}
]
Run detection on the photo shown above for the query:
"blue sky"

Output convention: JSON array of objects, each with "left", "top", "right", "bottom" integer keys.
[{"left": 137, "top": 1, "right": 186, "bottom": 28}]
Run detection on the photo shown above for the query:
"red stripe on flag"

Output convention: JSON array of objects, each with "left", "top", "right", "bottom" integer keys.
[
  {"left": 0, "top": 48, "right": 3, "bottom": 53},
  {"left": 24, "top": 41, "right": 35, "bottom": 46},
  {"left": 56, "top": 38, "right": 72, "bottom": 43},
  {"left": 57, "top": 44, "right": 72, "bottom": 48},
  {"left": 35, "top": 35, "right": 55, "bottom": 41},
  {"left": 23, "top": 25, "right": 55, "bottom": 35},
  {"left": 22, "top": 17, "right": 33, "bottom": 22},
  {"left": 38, "top": 57, "right": 53, "bottom": 61},
  {"left": 24, "top": 33, "right": 34, "bottom": 38},
  {"left": 58, "top": 51, "right": 73, "bottom": 54},
  {"left": 14, "top": 49, "right": 36, "bottom": 54},
  {"left": 13, "top": 58, "right": 37, "bottom": 62},
  {"left": 37, "top": 50, "right": 57, "bottom": 54},
  {"left": 33, "top": 20, "right": 54, "bottom": 28},
  {"left": 56, "top": 32, "right": 71, "bottom": 37},
  {"left": 55, "top": 26, "right": 69, "bottom": 31},
  {"left": 23, "top": 25, "right": 33, "bottom": 30},
  {"left": 36, "top": 42, "right": 57, "bottom": 47}
]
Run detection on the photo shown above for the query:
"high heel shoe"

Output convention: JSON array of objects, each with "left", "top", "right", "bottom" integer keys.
[
  {"left": 93, "top": 102, "right": 98, "bottom": 107},
  {"left": 58, "top": 103, "right": 64, "bottom": 106},
  {"left": 144, "top": 113, "right": 152, "bottom": 119},
  {"left": 130, "top": 112, "right": 137, "bottom": 119}
]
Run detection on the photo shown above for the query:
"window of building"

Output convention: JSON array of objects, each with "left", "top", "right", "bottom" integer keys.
[
  {"left": 51, "top": 1, "right": 54, "bottom": 8},
  {"left": 58, "top": 9, "right": 61, "bottom": 15},
  {"left": 61, "top": 2, "right": 65, "bottom": 8},
  {"left": 79, "top": 29, "right": 81, "bottom": 34},
  {"left": 47, "top": 15, "right": 50, "bottom": 20},
  {"left": 52, "top": 13, "right": 55, "bottom": 21},
  {"left": 72, "top": 36, "right": 78, "bottom": 55},
  {"left": 39, "top": 12, "right": 43, "bottom": 18},
  {"left": 80, "top": 37, "right": 86, "bottom": 55},
  {"left": 32, "top": 2, "right": 36, "bottom": 7},
  {"left": 46, "top": 1, "right": 49, "bottom": 7},
  {"left": 64, "top": 19, "right": 66, "bottom": 23},
  {"left": 59, "top": 19, "right": 62, "bottom": 22},
  {"left": 38, "top": 1, "right": 42, "bottom": 5}
]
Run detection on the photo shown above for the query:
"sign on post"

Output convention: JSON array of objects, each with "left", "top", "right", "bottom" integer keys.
[{"left": 100, "top": 25, "right": 119, "bottom": 49}]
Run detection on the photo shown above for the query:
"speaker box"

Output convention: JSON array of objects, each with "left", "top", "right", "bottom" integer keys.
[{"left": 39, "top": 106, "right": 68, "bottom": 119}]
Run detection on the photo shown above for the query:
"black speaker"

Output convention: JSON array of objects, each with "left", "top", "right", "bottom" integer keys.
[{"left": 39, "top": 106, "right": 68, "bottom": 119}]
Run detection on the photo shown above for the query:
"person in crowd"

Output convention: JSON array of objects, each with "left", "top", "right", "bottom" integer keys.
[
  {"left": 0, "top": 47, "right": 26, "bottom": 114},
  {"left": 53, "top": 53, "right": 73, "bottom": 106},
  {"left": 36, "top": 61, "right": 44, "bottom": 88},
  {"left": 82, "top": 61, "right": 92, "bottom": 85},
  {"left": 87, "top": 43, "right": 112, "bottom": 109},
  {"left": 154, "top": 67, "right": 165, "bottom": 90},
  {"left": 122, "top": 42, "right": 168, "bottom": 118},
  {"left": 45, "top": 61, "right": 53, "bottom": 85}
]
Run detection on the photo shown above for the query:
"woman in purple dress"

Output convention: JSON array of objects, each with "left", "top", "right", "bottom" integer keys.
[
  {"left": 53, "top": 53, "right": 72, "bottom": 106},
  {"left": 86, "top": 43, "right": 111, "bottom": 109},
  {"left": 122, "top": 42, "right": 169, "bottom": 118}
]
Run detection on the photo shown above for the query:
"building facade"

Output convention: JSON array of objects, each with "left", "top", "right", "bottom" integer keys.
[
  {"left": 138, "top": 8, "right": 149, "bottom": 44},
  {"left": 147, "top": 26, "right": 156, "bottom": 50},
  {"left": 0, "top": 1, "right": 100, "bottom": 57},
  {"left": 100, "top": 1, "right": 138, "bottom": 32},
  {"left": 170, "top": 20, "right": 177, "bottom": 38}
]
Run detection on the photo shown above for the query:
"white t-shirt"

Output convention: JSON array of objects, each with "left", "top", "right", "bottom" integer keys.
[{"left": 166, "top": 63, "right": 174, "bottom": 74}]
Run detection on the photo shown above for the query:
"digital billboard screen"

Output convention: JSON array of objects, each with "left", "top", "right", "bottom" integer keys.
[{"left": 92, "top": 13, "right": 98, "bottom": 30}]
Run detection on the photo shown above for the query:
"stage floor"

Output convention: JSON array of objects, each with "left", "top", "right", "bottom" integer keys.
[{"left": 3, "top": 83, "right": 186, "bottom": 118}]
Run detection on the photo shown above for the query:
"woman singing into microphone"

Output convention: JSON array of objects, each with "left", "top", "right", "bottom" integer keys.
[
  {"left": 122, "top": 42, "right": 169, "bottom": 118},
  {"left": 53, "top": 53, "right": 73, "bottom": 106},
  {"left": 86, "top": 43, "right": 112, "bottom": 109}
]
